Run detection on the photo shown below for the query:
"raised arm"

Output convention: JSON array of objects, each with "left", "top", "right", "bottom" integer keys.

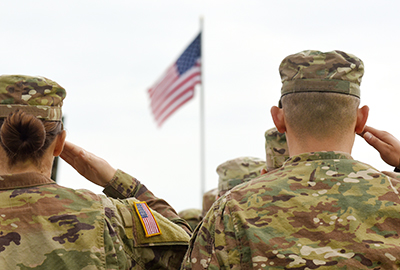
[{"left": 60, "top": 141, "right": 192, "bottom": 234}]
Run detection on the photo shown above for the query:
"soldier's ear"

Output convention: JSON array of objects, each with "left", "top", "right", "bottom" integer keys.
[
  {"left": 355, "top": 105, "right": 369, "bottom": 134},
  {"left": 271, "top": 106, "right": 286, "bottom": 133},
  {"left": 53, "top": 130, "right": 66, "bottom": 157}
]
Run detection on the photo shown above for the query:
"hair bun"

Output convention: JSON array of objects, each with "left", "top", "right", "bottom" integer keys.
[{"left": 0, "top": 110, "right": 46, "bottom": 158}]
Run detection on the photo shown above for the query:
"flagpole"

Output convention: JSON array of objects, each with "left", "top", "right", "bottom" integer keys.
[{"left": 199, "top": 16, "right": 205, "bottom": 205}]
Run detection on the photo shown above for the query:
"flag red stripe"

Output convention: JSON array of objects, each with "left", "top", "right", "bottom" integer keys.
[
  {"left": 148, "top": 66, "right": 178, "bottom": 99},
  {"left": 156, "top": 88, "right": 195, "bottom": 126},
  {"left": 153, "top": 74, "right": 200, "bottom": 121},
  {"left": 152, "top": 70, "right": 200, "bottom": 118},
  {"left": 157, "top": 93, "right": 194, "bottom": 127},
  {"left": 150, "top": 71, "right": 179, "bottom": 109},
  {"left": 151, "top": 64, "right": 200, "bottom": 114},
  {"left": 152, "top": 73, "right": 200, "bottom": 119},
  {"left": 155, "top": 86, "right": 195, "bottom": 122},
  {"left": 148, "top": 64, "right": 176, "bottom": 94},
  {"left": 150, "top": 61, "right": 200, "bottom": 110}
]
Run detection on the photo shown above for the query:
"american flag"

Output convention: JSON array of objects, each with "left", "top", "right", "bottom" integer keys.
[
  {"left": 134, "top": 202, "right": 161, "bottom": 237},
  {"left": 148, "top": 32, "right": 202, "bottom": 127}
]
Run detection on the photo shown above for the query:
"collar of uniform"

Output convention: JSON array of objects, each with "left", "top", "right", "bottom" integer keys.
[
  {"left": 284, "top": 151, "right": 353, "bottom": 166},
  {"left": 0, "top": 172, "right": 55, "bottom": 190}
]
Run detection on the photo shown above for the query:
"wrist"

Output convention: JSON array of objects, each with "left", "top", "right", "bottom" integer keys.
[{"left": 101, "top": 168, "right": 117, "bottom": 187}]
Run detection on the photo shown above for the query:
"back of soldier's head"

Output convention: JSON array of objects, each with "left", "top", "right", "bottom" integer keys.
[{"left": 279, "top": 50, "right": 364, "bottom": 139}]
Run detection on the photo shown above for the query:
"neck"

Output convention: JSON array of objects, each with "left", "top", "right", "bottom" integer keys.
[
  {"left": 0, "top": 149, "right": 53, "bottom": 178},
  {"left": 286, "top": 129, "right": 355, "bottom": 157}
]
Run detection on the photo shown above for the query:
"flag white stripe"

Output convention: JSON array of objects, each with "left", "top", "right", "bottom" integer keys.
[
  {"left": 153, "top": 72, "right": 201, "bottom": 118},
  {"left": 151, "top": 65, "right": 200, "bottom": 114},
  {"left": 150, "top": 62, "right": 200, "bottom": 110},
  {"left": 156, "top": 89, "right": 195, "bottom": 126},
  {"left": 149, "top": 66, "right": 178, "bottom": 100}
]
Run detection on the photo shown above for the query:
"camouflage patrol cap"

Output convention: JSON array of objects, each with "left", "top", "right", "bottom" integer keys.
[
  {"left": 0, "top": 75, "right": 66, "bottom": 121},
  {"left": 279, "top": 50, "right": 364, "bottom": 99},
  {"left": 178, "top": 208, "right": 203, "bottom": 231},
  {"left": 265, "top": 127, "right": 289, "bottom": 171},
  {"left": 217, "top": 157, "right": 265, "bottom": 197},
  {"left": 202, "top": 188, "right": 218, "bottom": 217}
]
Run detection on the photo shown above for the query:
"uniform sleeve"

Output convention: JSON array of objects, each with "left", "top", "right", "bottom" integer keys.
[
  {"left": 100, "top": 194, "right": 190, "bottom": 270},
  {"left": 103, "top": 169, "right": 192, "bottom": 235},
  {"left": 181, "top": 196, "right": 239, "bottom": 269}
]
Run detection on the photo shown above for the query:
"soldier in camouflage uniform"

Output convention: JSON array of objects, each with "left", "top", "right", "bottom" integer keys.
[
  {"left": 264, "top": 127, "right": 289, "bottom": 173},
  {"left": 201, "top": 188, "right": 218, "bottom": 217},
  {"left": 201, "top": 157, "right": 266, "bottom": 219},
  {"left": 0, "top": 75, "right": 190, "bottom": 270},
  {"left": 178, "top": 209, "right": 203, "bottom": 231},
  {"left": 217, "top": 156, "right": 265, "bottom": 197},
  {"left": 181, "top": 50, "right": 400, "bottom": 269},
  {"left": 180, "top": 156, "right": 267, "bottom": 232}
]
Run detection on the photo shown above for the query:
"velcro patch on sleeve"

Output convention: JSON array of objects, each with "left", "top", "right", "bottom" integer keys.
[{"left": 134, "top": 201, "right": 162, "bottom": 237}]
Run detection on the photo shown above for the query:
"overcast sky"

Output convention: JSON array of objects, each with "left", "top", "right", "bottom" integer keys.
[{"left": 1, "top": 0, "right": 400, "bottom": 212}]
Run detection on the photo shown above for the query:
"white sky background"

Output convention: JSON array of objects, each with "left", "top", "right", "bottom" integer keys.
[{"left": 1, "top": 0, "right": 399, "bottom": 212}]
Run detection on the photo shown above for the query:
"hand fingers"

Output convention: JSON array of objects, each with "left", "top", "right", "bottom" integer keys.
[
  {"left": 359, "top": 125, "right": 379, "bottom": 138},
  {"left": 60, "top": 148, "right": 79, "bottom": 167},
  {"left": 62, "top": 141, "right": 85, "bottom": 158},
  {"left": 363, "top": 131, "right": 388, "bottom": 151},
  {"left": 60, "top": 141, "right": 88, "bottom": 169},
  {"left": 364, "top": 130, "right": 400, "bottom": 167},
  {"left": 363, "top": 125, "right": 376, "bottom": 134},
  {"left": 357, "top": 125, "right": 371, "bottom": 137},
  {"left": 60, "top": 150, "right": 75, "bottom": 165},
  {"left": 363, "top": 125, "right": 395, "bottom": 144}
]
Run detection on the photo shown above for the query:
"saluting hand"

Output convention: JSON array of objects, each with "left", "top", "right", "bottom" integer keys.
[
  {"left": 359, "top": 125, "right": 400, "bottom": 168},
  {"left": 60, "top": 141, "right": 117, "bottom": 187}
]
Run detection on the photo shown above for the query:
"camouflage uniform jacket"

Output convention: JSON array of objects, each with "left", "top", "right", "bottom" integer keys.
[
  {"left": 0, "top": 169, "right": 190, "bottom": 270},
  {"left": 182, "top": 152, "right": 400, "bottom": 269}
]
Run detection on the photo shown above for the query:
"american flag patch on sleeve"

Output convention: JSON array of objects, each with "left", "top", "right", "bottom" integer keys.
[{"left": 134, "top": 201, "right": 162, "bottom": 237}]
